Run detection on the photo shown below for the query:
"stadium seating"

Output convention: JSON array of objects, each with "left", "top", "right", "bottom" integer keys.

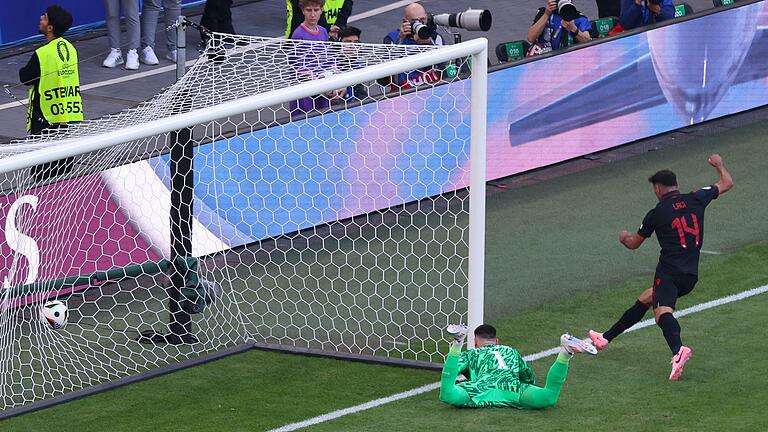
[
  {"left": 495, "top": 40, "right": 530, "bottom": 64},
  {"left": 590, "top": 17, "right": 619, "bottom": 38},
  {"left": 674, "top": 3, "right": 695, "bottom": 18}
]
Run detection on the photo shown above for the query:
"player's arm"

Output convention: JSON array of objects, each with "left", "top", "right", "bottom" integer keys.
[
  {"left": 708, "top": 153, "right": 733, "bottom": 195},
  {"left": 518, "top": 356, "right": 536, "bottom": 385},
  {"left": 622, "top": 209, "right": 654, "bottom": 249},
  {"left": 619, "top": 230, "right": 646, "bottom": 250}
]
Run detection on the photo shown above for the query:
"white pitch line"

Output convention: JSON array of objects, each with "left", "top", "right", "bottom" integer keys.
[
  {"left": 347, "top": 0, "right": 412, "bottom": 22},
  {"left": 269, "top": 283, "right": 768, "bottom": 432},
  {"left": 701, "top": 250, "right": 721, "bottom": 255},
  {"left": 269, "top": 382, "right": 441, "bottom": 432}
]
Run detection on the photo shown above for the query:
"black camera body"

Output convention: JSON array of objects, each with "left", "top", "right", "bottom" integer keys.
[
  {"left": 410, "top": 18, "right": 437, "bottom": 40},
  {"left": 557, "top": 0, "right": 580, "bottom": 21}
]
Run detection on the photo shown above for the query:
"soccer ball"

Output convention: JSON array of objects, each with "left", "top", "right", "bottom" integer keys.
[{"left": 40, "top": 300, "right": 68, "bottom": 330}]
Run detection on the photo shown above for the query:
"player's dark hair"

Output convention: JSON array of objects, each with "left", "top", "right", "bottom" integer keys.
[
  {"left": 474, "top": 324, "right": 497, "bottom": 340},
  {"left": 648, "top": 169, "right": 677, "bottom": 187},
  {"left": 46, "top": 5, "right": 73, "bottom": 37}
]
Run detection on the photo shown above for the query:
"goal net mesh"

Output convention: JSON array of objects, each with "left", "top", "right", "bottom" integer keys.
[{"left": 0, "top": 32, "right": 477, "bottom": 411}]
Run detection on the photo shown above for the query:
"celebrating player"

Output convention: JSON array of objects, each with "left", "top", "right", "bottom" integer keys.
[
  {"left": 589, "top": 154, "right": 733, "bottom": 380},
  {"left": 439, "top": 324, "right": 596, "bottom": 409}
]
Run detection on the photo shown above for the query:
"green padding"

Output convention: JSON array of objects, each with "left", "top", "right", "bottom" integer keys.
[
  {"left": 674, "top": 4, "right": 687, "bottom": 17},
  {"left": 505, "top": 42, "right": 525, "bottom": 61},
  {"left": 174, "top": 255, "right": 206, "bottom": 315},
  {"left": 3, "top": 259, "right": 171, "bottom": 299},
  {"left": 594, "top": 18, "right": 615, "bottom": 36}
]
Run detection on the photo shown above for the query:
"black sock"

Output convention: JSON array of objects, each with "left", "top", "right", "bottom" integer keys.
[
  {"left": 603, "top": 301, "right": 649, "bottom": 341},
  {"left": 658, "top": 313, "right": 683, "bottom": 355}
]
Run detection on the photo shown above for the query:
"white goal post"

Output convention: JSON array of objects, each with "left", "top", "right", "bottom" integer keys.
[{"left": 0, "top": 34, "right": 487, "bottom": 413}]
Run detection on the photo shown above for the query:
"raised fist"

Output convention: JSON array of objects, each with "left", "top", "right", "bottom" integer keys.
[{"left": 707, "top": 154, "right": 724, "bottom": 167}]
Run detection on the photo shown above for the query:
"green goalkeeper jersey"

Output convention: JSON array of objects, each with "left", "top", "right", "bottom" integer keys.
[{"left": 455, "top": 344, "right": 536, "bottom": 407}]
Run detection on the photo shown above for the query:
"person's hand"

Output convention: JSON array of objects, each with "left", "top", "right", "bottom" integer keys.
[
  {"left": 325, "top": 87, "right": 346, "bottom": 100},
  {"left": 297, "top": 69, "right": 315, "bottom": 81},
  {"left": 619, "top": 230, "right": 631, "bottom": 243},
  {"left": 561, "top": 19, "right": 577, "bottom": 33},
  {"left": 398, "top": 20, "right": 412, "bottom": 41},
  {"left": 545, "top": 0, "right": 557, "bottom": 15},
  {"left": 708, "top": 154, "right": 724, "bottom": 168},
  {"left": 329, "top": 25, "right": 340, "bottom": 40},
  {"left": 635, "top": 0, "right": 644, "bottom": 5},
  {"left": 648, "top": 2, "right": 661, "bottom": 14}
]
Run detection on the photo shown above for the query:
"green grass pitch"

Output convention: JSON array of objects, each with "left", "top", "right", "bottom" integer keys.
[{"left": 2, "top": 119, "right": 768, "bottom": 430}]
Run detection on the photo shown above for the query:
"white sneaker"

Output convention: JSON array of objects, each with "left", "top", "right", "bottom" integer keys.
[
  {"left": 446, "top": 324, "right": 468, "bottom": 344},
  {"left": 102, "top": 48, "right": 123, "bottom": 68},
  {"left": 165, "top": 50, "right": 177, "bottom": 62},
  {"left": 560, "top": 333, "right": 598, "bottom": 356},
  {"left": 141, "top": 46, "right": 159, "bottom": 65},
  {"left": 125, "top": 49, "right": 139, "bottom": 70}
]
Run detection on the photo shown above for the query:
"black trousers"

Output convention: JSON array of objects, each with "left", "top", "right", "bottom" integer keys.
[
  {"left": 30, "top": 123, "right": 74, "bottom": 184},
  {"left": 200, "top": 0, "right": 235, "bottom": 40},
  {"left": 595, "top": 0, "right": 621, "bottom": 18}
]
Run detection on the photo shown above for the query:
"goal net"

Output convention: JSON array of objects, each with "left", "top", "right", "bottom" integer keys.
[{"left": 0, "top": 33, "right": 487, "bottom": 413}]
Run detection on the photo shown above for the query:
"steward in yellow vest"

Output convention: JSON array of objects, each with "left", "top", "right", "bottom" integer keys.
[
  {"left": 286, "top": 0, "right": 354, "bottom": 40},
  {"left": 20, "top": 5, "right": 83, "bottom": 135}
]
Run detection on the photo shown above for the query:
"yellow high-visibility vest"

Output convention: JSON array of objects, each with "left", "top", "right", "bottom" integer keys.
[
  {"left": 28, "top": 37, "right": 83, "bottom": 131},
  {"left": 323, "top": 0, "right": 346, "bottom": 26}
]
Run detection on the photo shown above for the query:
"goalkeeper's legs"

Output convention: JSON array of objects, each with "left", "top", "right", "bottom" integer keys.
[
  {"left": 518, "top": 353, "right": 570, "bottom": 409},
  {"left": 439, "top": 344, "right": 471, "bottom": 407}
]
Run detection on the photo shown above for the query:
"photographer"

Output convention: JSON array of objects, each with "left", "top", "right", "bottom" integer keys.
[
  {"left": 383, "top": 2, "right": 443, "bottom": 46},
  {"left": 527, "top": 0, "right": 591, "bottom": 52},
  {"left": 382, "top": 2, "right": 443, "bottom": 91},
  {"left": 620, "top": 0, "right": 674, "bottom": 30}
]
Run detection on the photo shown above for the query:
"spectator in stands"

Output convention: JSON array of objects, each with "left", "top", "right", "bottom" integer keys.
[
  {"left": 336, "top": 26, "right": 368, "bottom": 102},
  {"left": 140, "top": 0, "right": 182, "bottom": 65},
  {"left": 102, "top": 0, "right": 140, "bottom": 69},
  {"left": 527, "top": 0, "right": 591, "bottom": 52},
  {"left": 382, "top": 2, "right": 443, "bottom": 91},
  {"left": 290, "top": 0, "right": 345, "bottom": 116},
  {"left": 384, "top": 2, "right": 443, "bottom": 46},
  {"left": 286, "top": 0, "right": 354, "bottom": 41},
  {"left": 291, "top": 0, "right": 329, "bottom": 44},
  {"left": 620, "top": 0, "right": 675, "bottom": 30},
  {"left": 199, "top": 0, "right": 235, "bottom": 48}
]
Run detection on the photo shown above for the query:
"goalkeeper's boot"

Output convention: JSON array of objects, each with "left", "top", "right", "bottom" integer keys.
[
  {"left": 669, "top": 346, "right": 692, "bottom": 381},
  {"left": 446, "top": 324, "right": 468, "bottom": 345},
  {"left": 588, "top": 330, "right": 609, "bottom": 351},
  {"left": 560, "top": 334, "right": 598, "bottom": 356}
]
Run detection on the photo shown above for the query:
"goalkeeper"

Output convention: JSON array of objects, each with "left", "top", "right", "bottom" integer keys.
[{"left": 439, "top": 324, "right": 596, "bottom": 409}]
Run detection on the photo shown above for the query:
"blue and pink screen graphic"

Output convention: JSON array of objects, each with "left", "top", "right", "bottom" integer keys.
[{"left": 1, "top": 2, "right": 767, "bottom": 291}]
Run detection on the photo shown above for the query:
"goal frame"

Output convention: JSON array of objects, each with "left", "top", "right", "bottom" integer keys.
[{"left": 0, "top": 37, "right": 488, "bottom": 418}]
